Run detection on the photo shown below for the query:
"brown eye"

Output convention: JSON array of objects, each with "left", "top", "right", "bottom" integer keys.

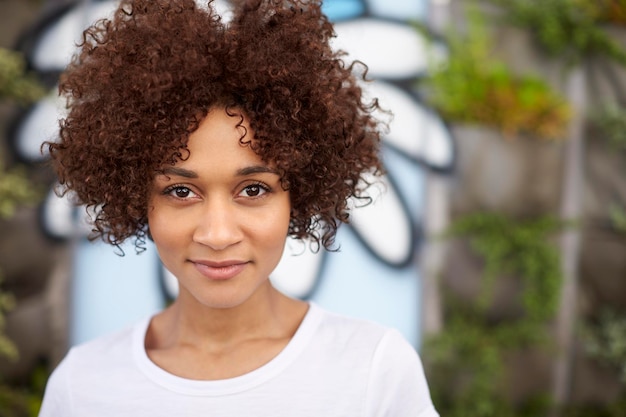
[
  {"left": 165, "top": 186, "right": 195, "bottom": 199},
  {"left": 245, "top": 185, "right": 261, "bottom": 196},
  {"left": 175, "top": 187, "right": 191, "bottom": 198},
  {"left": 239, "top": 183, "right": 269, "bottom": 198}
]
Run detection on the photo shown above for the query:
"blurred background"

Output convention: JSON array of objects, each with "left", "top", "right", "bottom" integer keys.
[{"left": 0, "top": 0, "right": 625, "bottom": 416}]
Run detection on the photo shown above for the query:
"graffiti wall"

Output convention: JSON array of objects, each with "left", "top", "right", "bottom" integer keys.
[{"left": 8, "top": 0, "right": 454, "bottom": 349}]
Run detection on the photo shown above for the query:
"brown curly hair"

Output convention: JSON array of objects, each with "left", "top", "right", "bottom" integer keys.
[{"left": 46, "top": 0, "right": 385, "bottom": 252}]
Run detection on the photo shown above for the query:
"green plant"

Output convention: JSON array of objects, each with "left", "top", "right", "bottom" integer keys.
[
  {"left": 0, "top": 48, "right": 46, "bottom": 417},
  {"left": 0, "top": 48, "right": 46, "bottom": 105},
  {"left": 590, "top": 105, "right": 626, "bottom": 235},
  {"left": 446, "top": 213, "right": 565, "bottom": 323},
  {"left": 0, "top": 170, "right": 31, "bottom": 360},
  {"left": 486, "top": 0, "right": 626, "bottom": 65},
  {"left": 420, "top": 7, "right": 570, "bottom": 139},
  {"left": 0, "top": 46, "right": 44, "bottom": 219},
  {"left": 0, "top": 163, "right": 40, "bottom": 219},
  {"left": 0, "top": 363, "right": 48, "bottom": 417},
  {"left": 593, "top": 0, "right": 626, "bottom": 25},
  {"left": 581, "top": 309, "right": 626, "bottom": 384},
  {"left": 0, "top": 46, "right": 43, "bottom": 362},
  {"left": 425, "top": 213, "right": 565, "bottom": 417},
  {"left": 0, "top": 275, "right": 17, "bottom": 362},
  {"left": 425, "top": 306, "right": 553, "bottom": 417},
  {"left": 608, "top": 203, "right": 626, "bottom": 234},
  {"left": 592, "top": 103, "right": 626, "bottom": 151}
]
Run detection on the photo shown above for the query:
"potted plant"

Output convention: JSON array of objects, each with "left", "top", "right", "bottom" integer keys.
[{"left": 418, "top": 6, "right": 570, "bottom": 217}]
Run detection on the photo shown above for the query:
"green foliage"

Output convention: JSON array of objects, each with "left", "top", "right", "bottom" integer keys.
[
  {"left": 0, "top": 47, "right": 44, "bottom": 219},
  {"left": 425, "top": 213, "right": 565, "bottom": 417},
  {"left": 486, "top": 0, "right": 626, "bottom": 65},
  {"left": 0, "top": 47, "right": 43, "bottom": 218},
  {"left": 590, "top": 104, "right": 626, "bottom": 234},
  {"left": 592, "top": 0, "right": 626, "bottom": 25},
  {"left": 608, "top": 203, "right": 626, "bottom": 234},
  {"left": 0, "top": 48, "right": 46, "bottom": 417},
  {"left": 0, "top": 163, "right": 40, "bottom": 220},
  {"left": 0, "top": 48, "right": 45, "bottom": 105},
  {"left": 420, "top": 6, "right": 570, "bottom": 139},
  {"left": 581, "top": 309, "right": 626, "bottom": 384},
  {"left": 582, "top": 0, "right": 626, "bottom": 25},
  {"left": 0, "top": 139, "right": 40, "bottom": 365},
  {"left": 0, "top": 275, "right": 17, "bottom": 362},
  {"left": 592, "top": 103, "right": 626, "bottom": 151},
  {"left": 445, "top": 213, "right": 565, "bottom": 323},
  {"left": 0, "top": 363, "right": 48, "bottom": 417},
  {"left": 425, "top": 308, "right": 552, "bottom": 417}
]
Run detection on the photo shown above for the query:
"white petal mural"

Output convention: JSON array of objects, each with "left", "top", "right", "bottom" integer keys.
[
  {"left": 31, "top": 2, "right": 117, "bottom": 71},
  {"left": 332, "top": 18, "right": 433, "bottom": 78},
  {"left": 13, "top": 90, "right": 62, "bottom": 162}
]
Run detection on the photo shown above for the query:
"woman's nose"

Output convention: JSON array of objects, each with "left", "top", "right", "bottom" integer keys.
[{"left": 192, "top": 198, "right": 243, "bottom": 251}]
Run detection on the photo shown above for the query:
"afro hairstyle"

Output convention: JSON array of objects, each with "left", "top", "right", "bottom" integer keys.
[{"left": 46, "top": 0, "right": 386, "bottom": 252}]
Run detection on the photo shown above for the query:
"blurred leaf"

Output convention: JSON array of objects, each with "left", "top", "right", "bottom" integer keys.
[
  {"left": 593, "top": 104, "right": 626, "bottom": 151},
  {"left": 582, "top": 308, "right": 626, "bottom": 384},
  {"left": 0, "top": 164, "right": 40, "bottom": 220},
  {"left": 0, "top": 48, "right": 46, "bottom": 104},
  {"left": 0, "top": 273, "right": 17, "bottom": 362}
]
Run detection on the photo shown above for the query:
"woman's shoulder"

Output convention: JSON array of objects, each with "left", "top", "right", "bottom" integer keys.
[
  {"left": 310, "top": 303, "right": 393, "bottom": 335},
  {"left": 38, "top": 317, "right": 152, "bottom": 416},
  {"left": 301, "top": 304, "right": 439, "bottom": 416},
  {"left": 59, "top": 316, "right": 149, "bottom": 372},
  {"left": 309, "top": 303, "right": 404, "bottom": 346}
]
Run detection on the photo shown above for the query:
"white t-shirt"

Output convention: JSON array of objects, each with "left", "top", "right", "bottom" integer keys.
[{"left": 39, "top": 303, "right": 439, "bottom": 417}]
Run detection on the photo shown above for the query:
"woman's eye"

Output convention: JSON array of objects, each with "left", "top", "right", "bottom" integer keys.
[
  {"left": 240, "top": 184, "right": 268, "bottom": 198},
  {"left": 166, "top": 186, "right": 195, "bottom": 199}
]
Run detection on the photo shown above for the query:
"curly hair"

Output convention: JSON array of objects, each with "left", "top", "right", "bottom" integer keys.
[{"left": 46, "top": 0, "right": 385, "bottom": 252}]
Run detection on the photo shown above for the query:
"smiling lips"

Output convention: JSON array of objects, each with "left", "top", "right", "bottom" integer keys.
[{"left": 191, "top": 260, "right": 248, "bottom": 280}]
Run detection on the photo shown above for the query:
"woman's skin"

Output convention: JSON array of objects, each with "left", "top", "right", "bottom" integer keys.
[{"left": 144, "top": 107, "right": 308, "bottom": 381}]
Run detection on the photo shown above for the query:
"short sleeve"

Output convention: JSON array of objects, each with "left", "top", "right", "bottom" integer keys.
[
  {"left": 364, "top": 330, "right": 439, "bottom": 417},
  {"left": 38, "top": 352, "right": 74, "bottom": 417}
]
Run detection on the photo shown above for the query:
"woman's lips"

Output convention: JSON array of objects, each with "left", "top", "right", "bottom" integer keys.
[{"left": 191, "top": 261, "right": 248, "bottom": 280}]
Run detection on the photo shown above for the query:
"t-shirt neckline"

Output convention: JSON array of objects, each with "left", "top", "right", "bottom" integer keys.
[{"left": 132, "top": 302, "right": 321, "bottom": 396}]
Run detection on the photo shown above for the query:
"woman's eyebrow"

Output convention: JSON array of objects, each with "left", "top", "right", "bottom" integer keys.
[
  {"left": 236, "top": 165, "right": 278, "bottom": 176},
  {"left": 159, "top": 167, "right": 198, "bottom": 178},
  {"left": 158, "top": 165, "right": 277, "bottom": 178}
]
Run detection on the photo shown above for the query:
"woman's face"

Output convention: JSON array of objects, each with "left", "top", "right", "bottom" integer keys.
[{"left": 148, "top": 107, "right": 291, "bottom": 310}]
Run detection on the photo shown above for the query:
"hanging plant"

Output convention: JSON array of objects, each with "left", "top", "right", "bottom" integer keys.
[
  {"left": 425, "top": 212, "right": 565, "bottom": 417},
  {"left": 485, "top": 0, "right": 626, "bottom": 65},
  {"left": 592, "top": 103, "right": 626, "bottom": 151},
  {"left": 581, "top": 308, "right": 626, "bottom": 384},
  {"left": 444, "top": 212, "right": 565, "bottom": 323},
  {"left": 419, "top": 7, "right": 570, "bottom": 140},
  {"left": 590, "top": 0, "right": 626, "bottom": 26}
]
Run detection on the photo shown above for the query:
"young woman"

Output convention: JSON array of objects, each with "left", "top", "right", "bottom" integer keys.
[{"left": 38, "top": 0, "right": 439, "bottom": 415}]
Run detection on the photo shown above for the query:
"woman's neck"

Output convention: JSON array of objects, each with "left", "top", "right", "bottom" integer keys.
[
  {"left": 144, "top": 282, "right": 309, "bottom": 380},
  {"left": 171, "top": 283, "right": 294, "bottom": 345}
]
